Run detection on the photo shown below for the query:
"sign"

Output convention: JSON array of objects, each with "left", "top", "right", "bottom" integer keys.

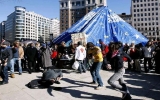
[{"left": 71, "top": 33, "right": 87, "bottom": 45}]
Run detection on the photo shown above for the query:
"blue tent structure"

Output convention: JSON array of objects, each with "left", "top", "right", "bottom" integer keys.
[{"left": 53, "top": 6, "right": 148, "bottom": 45}]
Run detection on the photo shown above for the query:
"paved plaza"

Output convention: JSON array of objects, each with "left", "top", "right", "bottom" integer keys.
[{"left": 0, "top": 69, "right": 160, "bottom": 100}]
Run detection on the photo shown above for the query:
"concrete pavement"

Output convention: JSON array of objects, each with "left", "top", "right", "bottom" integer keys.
[{"left": 0, "top": 69, "right": 160, "bottom": 100}]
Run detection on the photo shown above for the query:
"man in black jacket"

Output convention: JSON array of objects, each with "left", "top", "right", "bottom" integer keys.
[
  {"left": 0, "top": 43, "right": 12, "bottom": 85},
  {"left": 25, "top": 43, "right": 37, "bottom": 74}
]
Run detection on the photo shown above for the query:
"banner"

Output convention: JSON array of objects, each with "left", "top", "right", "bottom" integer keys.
[{"left": 71, "top": 33, "right": 87, "bottom": 45}]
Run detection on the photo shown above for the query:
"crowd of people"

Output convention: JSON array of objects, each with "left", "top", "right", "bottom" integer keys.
[{"left": 0, "top": 39, "right": 159, "bottom": 100}]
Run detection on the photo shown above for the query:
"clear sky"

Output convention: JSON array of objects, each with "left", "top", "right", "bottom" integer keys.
[{"left": 0, "top": 0, "right": 131, "bottom": 22}]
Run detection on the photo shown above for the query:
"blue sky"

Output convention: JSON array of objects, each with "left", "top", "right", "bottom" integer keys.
[{"left": 0, "top": 0, "right": 131, "bottom": 22}]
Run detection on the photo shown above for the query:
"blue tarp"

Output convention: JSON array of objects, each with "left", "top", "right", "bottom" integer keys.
[{"left": 53, "top": 6, "right": 148, "bottom": 45}]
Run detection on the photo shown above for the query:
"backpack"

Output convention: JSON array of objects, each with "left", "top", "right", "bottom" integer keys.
[{"left": 27, "top": 80, "right": 39, "bottom": 89}]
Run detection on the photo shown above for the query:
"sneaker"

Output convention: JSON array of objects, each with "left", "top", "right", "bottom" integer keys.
[
  {"left": 0, "top": 81, "right": 8, "bottom": 85},
  {"left": 55, "top": 81, "right": 61, "bottom": 84},
  {"left": 11, "top": 74, "right": 15, "bottom": 78},
  {"left": 95, "top": 85, "right": 104, "bottom": 90},
  {"left": 19, "top": 73, "right": 22, "bottom": 75},
  {"left": 122, "top": 93, "right": 132, "bottom": 100}
]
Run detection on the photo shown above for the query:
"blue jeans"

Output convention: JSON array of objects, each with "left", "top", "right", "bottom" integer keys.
[
  {"left": 2, "top": 62, "right": 11, "bottom": 82},
  {"left": 108, "top": 68, "right": 126, "bottom": 92},
  {"left": 77, "top": 60, "right": 86, "bottom": 73},
  {"left": 90, "top": 62, "right": 103, "bottom": 86},
  {"left": 10, "top": 58, "right": 22, "bottom": 74}
]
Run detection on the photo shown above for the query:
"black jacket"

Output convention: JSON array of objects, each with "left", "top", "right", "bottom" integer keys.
[
  {"left": 111, "top": 50, "right": 132, "bottom": 72},
  {"left": 0, "top": 47, "right": 11, "bottom": 64}
]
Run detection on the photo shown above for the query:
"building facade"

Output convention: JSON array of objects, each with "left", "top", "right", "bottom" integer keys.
[
  {"left": 0, "top": 21, "right": 6, "bottom": 41},
  {"left": 5, "top": 6, "right": 60, "bottom": 42},
  {"left": 50, "top": 18, "right": 60, "bottom": 38},
  {"left": 131, "top": 0, "right": 160, "bottom": 41},
  {"left": 118, "top": 13, "right": 132, "bottom": 25},
  {"left": 59, "top": 0, "right": 106, "bottom": 33}
]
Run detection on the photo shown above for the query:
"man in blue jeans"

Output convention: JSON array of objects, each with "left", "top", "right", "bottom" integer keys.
[
  {"left": 87, "top": 42, "right": 104, "bottom": 90},
  {"left": 0, "top": 42, "right": 12, "bottom": 85},
  {"left": 10, "top": 41, "right": 23, "bottom": 78}
]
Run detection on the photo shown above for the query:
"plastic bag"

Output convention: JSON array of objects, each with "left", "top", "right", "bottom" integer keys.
[
  {"left": 72, "top": 61, "right": 79, "bottom": 70},
  {"left": 123, "top": 62, "right": 128, "bottom": 69}
]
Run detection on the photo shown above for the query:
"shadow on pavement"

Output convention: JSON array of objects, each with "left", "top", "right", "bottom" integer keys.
[
  {"left": 123, "top": 70, "right": 160, "bottom": 100},
  {"left": 49, "top": 86, "right": 120, "bottom": 100}
]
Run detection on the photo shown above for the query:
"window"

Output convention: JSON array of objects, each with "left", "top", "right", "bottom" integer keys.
[
  {"left": 134, "top": 19, "right": 136, "bottom": 21},
  {"left": 134, "top": 9, "right": 136, "bottom": 12},
  {"left": 148, "top": 18, "right": 151, "bottom": 20},
  {"left": 148, "top": 13, "right": 150, "bottom": 16},
  {"left": 82, "top": 1, "right": 85, "bottom": 6},
  {"left": 155, "top": 2, "right": 158, "bottom": 6},
  {"left": 152, "top": 8, "right": 154, "bottom": 11},
  {"left": 145, "top": 23, "right": 147, "bottom": 26},
  {"left": 141, "top": 18, "right": 143, "bottom": 21},
  {"left": 134, "top": 14, "right": 136, "bottom": 17},
  {"left": 156, "top": 8, "right": 158, "bottom": 10},
  {"left": 61, "top": 3, "right": 64, "bottom": 7},
  {"left": 76, "top": 1, "right": 80, "bottom": 6},
  {"left": 87, "top": 0, "right": 90, "bottom": 4},
  {"left": 145, "top": 8, "right": 147, "bottom": 11},
  {"left": 100, "top": 0, "right": 102, "bottom": 3},
  {"left": 65, "top": 2, "right": 68, "bottom": 7},
  {"left": 93, "top": 0, "right": 95, "bottom": 3},
  {"left": 152, "top": 3, "right": 154, "bottom": 6},
  {"left": 134, "top": 5, "right": 136, "bottom": 7},
  {"left": 141, "top": 23, "right": 143, "bottom": 26},
  {"left": 156, "top": 12, "right": 158, "bottom": 15},
  {"left": 145, "top": 18, "right": 147, "bottom": 21},
  {"left": 144, "top": 4, "right": 146, "bottom": 6},
  {"left": 152, "top": 22, "right": 155, "bottom": 25},
  {"left": 148, "top": 8, "right": 150, "bottom": 11},
  {"left": 72, "top": 2, "right": 75, "bottom": 6},
  {"left": 138, "top": 18, "right": 140, "bottom": 21},
  {"left": 137, "top": 4, "right": 139, "bottom": 7},
  {"left": 152, "top": 13, "right": 154, "bottom": 15},
  {"left": 141, "top": 9, "right": 143, "bottom": 11},
  {"left": 137, "top": 9, "right": 139, "bottom": 12},
  {"left": 137, "top": 14, "right": 140, "bottom": 17},
  {"left": 141, "top": 13, "right": 143, "bottom": 16},
  {"left": 141, "top": 4, "right": 143, "bottom": 7},
  {"left": 148, "top": 3, "right": 150, "bottom": 6},
  {"left": 156, "top": 22, "right": 158, "bottom": 25},
  {"left": 145, "top": 13, "right": 147, "bottom": 16},
  {"left": 156, "top": 17, "right": 158, "bottom": 20}
]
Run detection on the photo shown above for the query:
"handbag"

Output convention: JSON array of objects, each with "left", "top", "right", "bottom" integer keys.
[{"left": 72, "top": 61, "right": 79, "bottom": 70}]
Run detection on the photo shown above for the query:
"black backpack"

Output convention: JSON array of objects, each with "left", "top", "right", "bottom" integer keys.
[{"left": 27, "top": 80, "right": 39, "bottom": 89}]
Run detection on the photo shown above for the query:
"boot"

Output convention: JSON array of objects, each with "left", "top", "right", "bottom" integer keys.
[
  {"left": 11, "top": 74, "right": 15, "bottom": 78},
  {"left": 0, "top": 76, "right": 2, "bottom": 81}
]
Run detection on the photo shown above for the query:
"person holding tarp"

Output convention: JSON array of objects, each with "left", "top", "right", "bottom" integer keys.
[{"left": 107, "top": 42, "right": 133, "bottom": 100}]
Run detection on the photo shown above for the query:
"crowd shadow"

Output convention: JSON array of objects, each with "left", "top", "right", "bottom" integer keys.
[
  {"left": 25, "top": 78, "right": 121, "bottom": 100},
  {"left": 48, "top": 86, "right": 120, "bottom": 100},
  {"left": 123, "top": 70, "right": 160, "bottom": 100}
]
